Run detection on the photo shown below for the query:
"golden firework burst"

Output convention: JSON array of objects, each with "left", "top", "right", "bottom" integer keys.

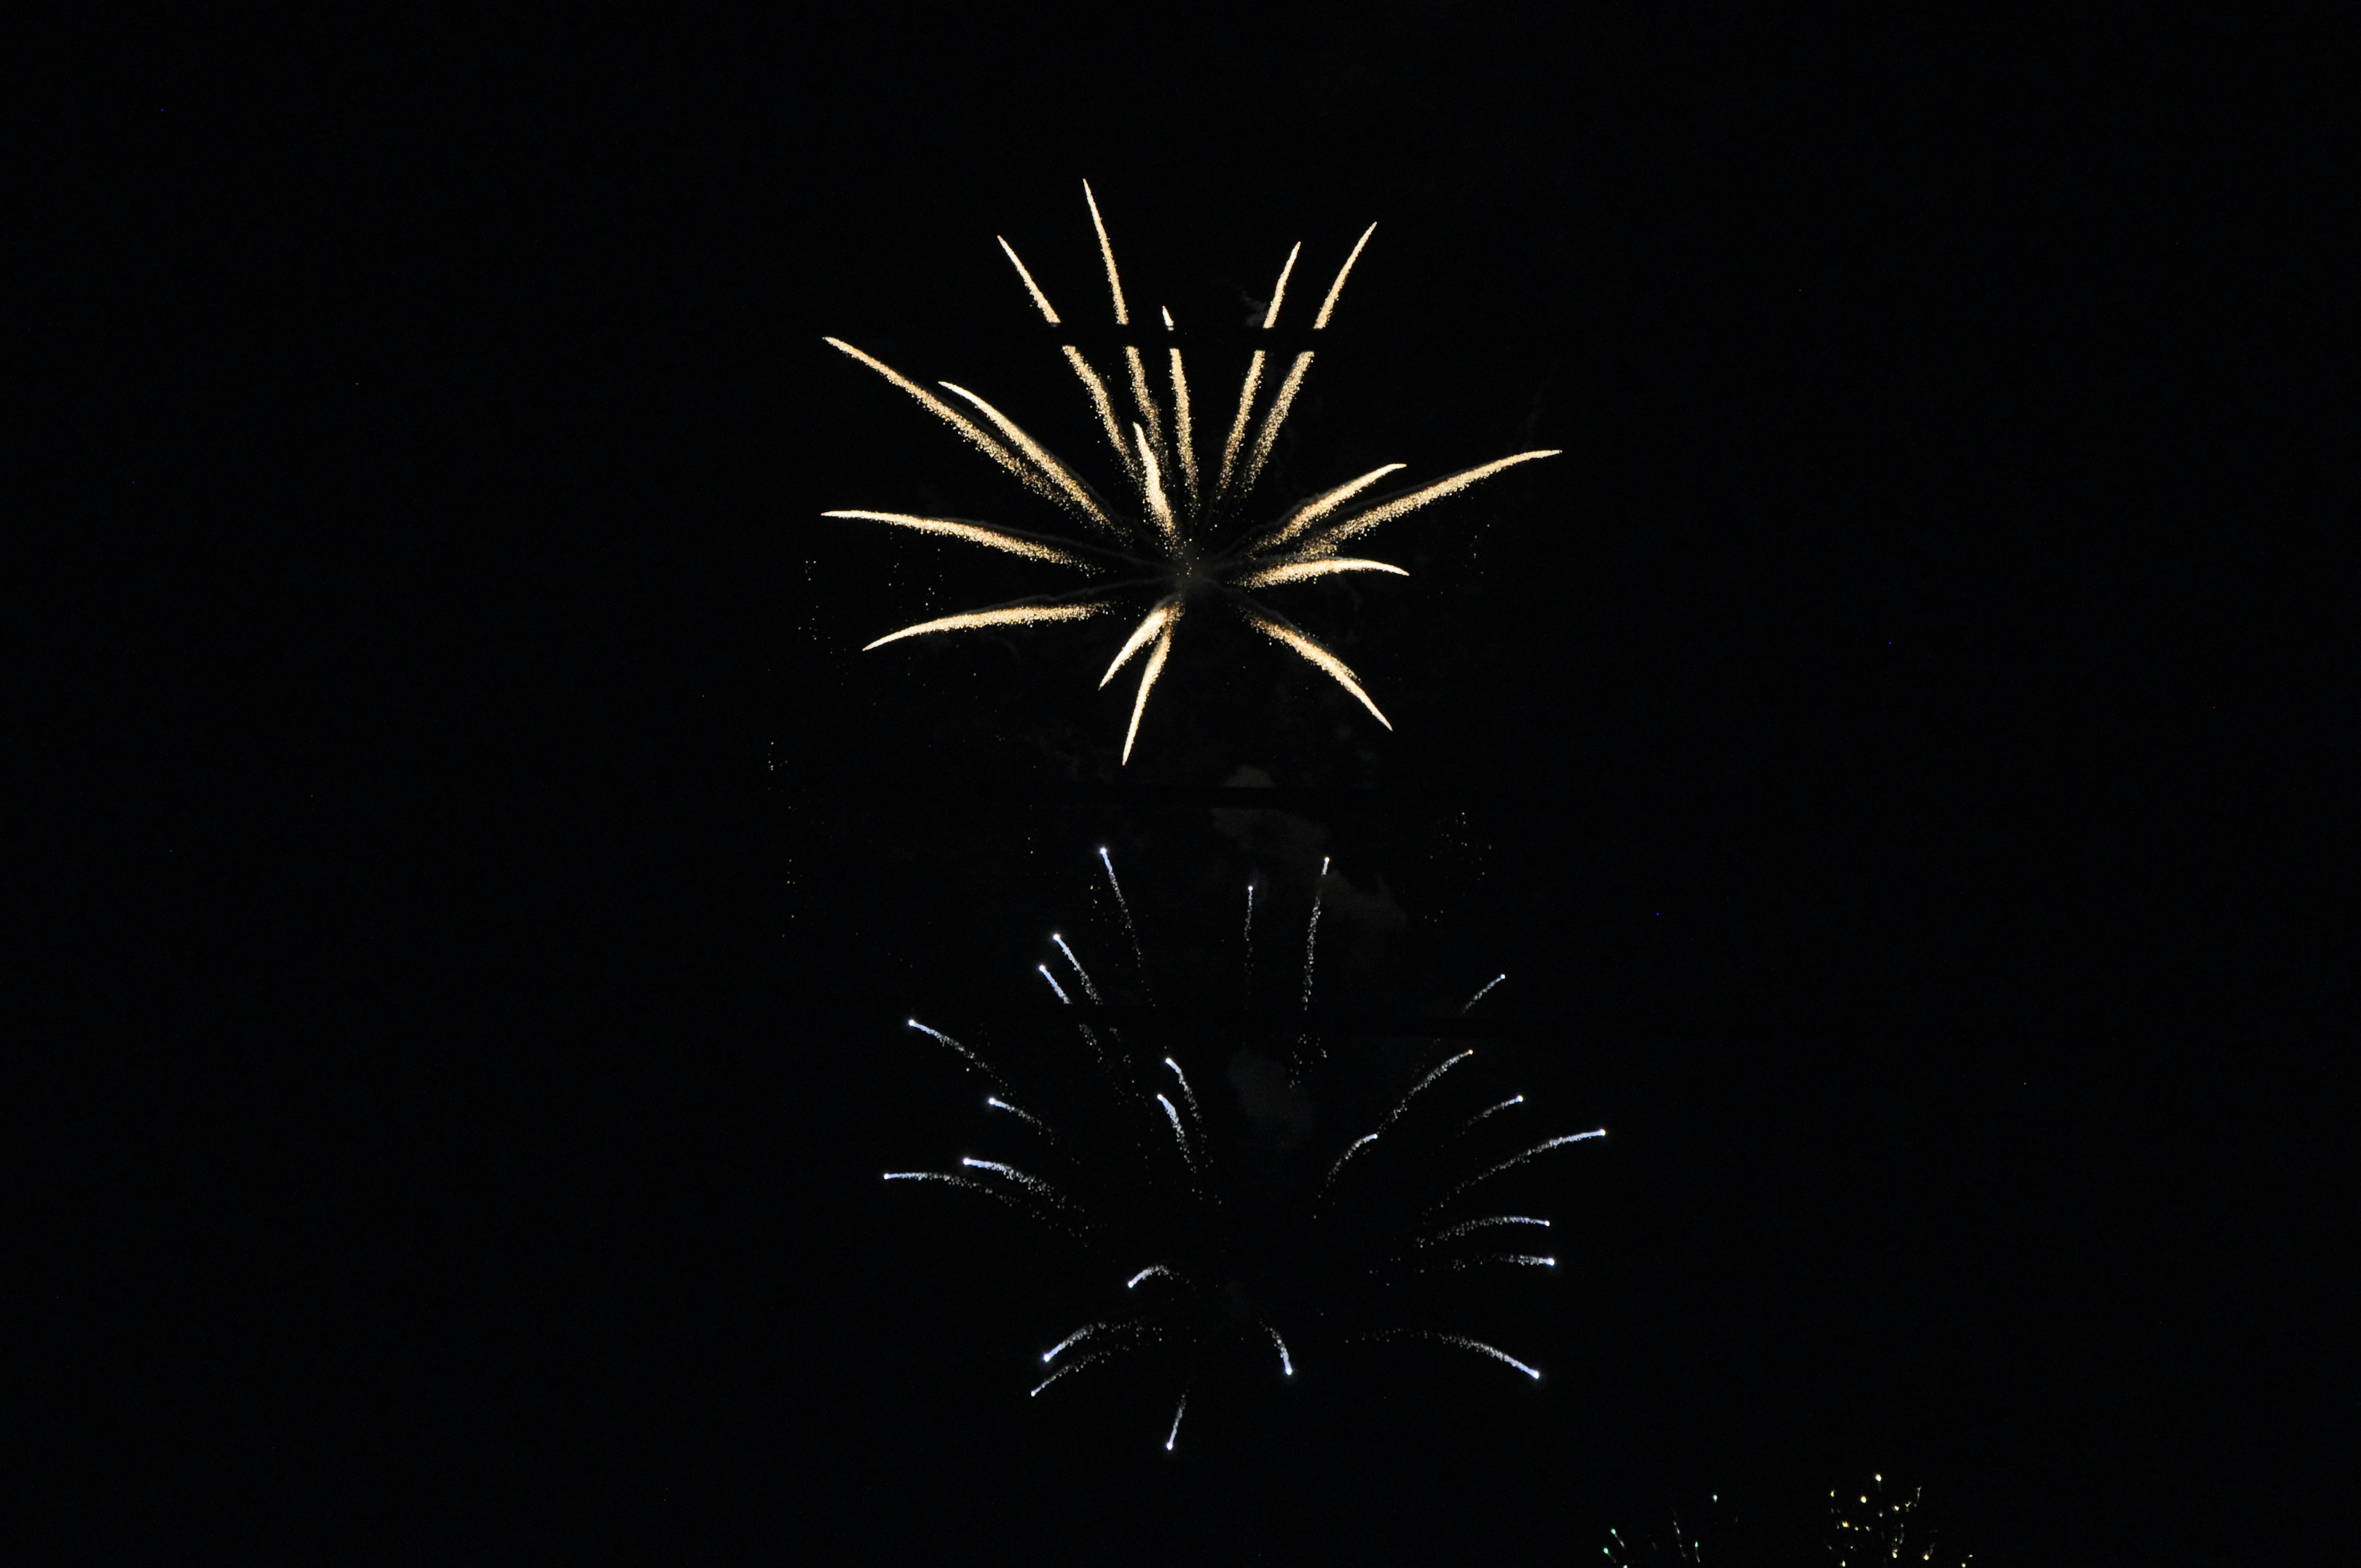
[{"left": 825, "top": 183, "right": 1560, "bottom": 762}]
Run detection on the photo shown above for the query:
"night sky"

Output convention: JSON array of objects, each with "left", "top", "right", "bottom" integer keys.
[{"left": 38, "top": 7, "right": 2331, "bottom": 1562}]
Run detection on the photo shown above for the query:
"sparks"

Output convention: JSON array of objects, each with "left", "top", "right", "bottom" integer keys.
[
  {"left": 887, "top": 856, "right": 1602, "bottom": 1439},
  {"left": 1422, "top": 1215, "right": 1551, "bottom": 1246},
  {"left": 1050, "top": 933, "right": 1102, "bottom": 1003},
  {"left": 1163, "top": 1056, "right": 1202, "bottom": 1126},
  {"left": 960, "top": 1155, "right": 1076, "bottom": 1213},
  {"left": 881, "top": 1171, "right": 1056, "bottom": 1229},
  {"left": 1379, "top": 1049, "right": 1476, "bottom": 1134},
  {"left": 1431, "top": 1129, "right": 1607, "bottom": 1214},
  {"left": 1099, "top": 846, "right": 1149, "bottom": 993},
  {"left": 826, "top": 186, "right": 1560, "bottom": 760},
  {"left": 1320, "top": 1131, "right": 1380, "bottom": 1198},
  {"left": 1043, "top": 1320, "right": 1142, "bottom": 1365},
  {"left": 1301, "top": 875, "right": 1326, "bottom": 1010},
  {"left": 858, "top": 601, "right": 1105, "bottom": 652},
  {"left": 936, "top": 381, "right": 1117, "bottom": 533},
  {"left": 1030, "top": 1348, "right": 1110, "bottom": 1398},
  {"left": 985, "top": 1095, "right": 1053, "bottom": 1139},
  {"left": 1459, "top": 973, "right": 1507, "bottom": 1013},
  {"left": 906, "top": 1020, "right": 1011, "bottom": 1095},
  {"left": 820, "top": 510, "right": 1096, "bottom": 567},
  {"left": 1042, "top": 1326, "right": 1096, "bottom": 1364},
  {"left": 1155, "top": 1093, "right": 1193, "bottom": 1167},
  {"left": 1362, "top": 1330, "right": 1543, "bottom": 1381},
  {"left": 1455, "top": 1094, "right": 1525, "bottom": 1137}
]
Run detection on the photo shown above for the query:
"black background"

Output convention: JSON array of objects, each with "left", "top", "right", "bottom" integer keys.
[{"left": 31, "top": 6, "right": 2337, "bottom": 1561}]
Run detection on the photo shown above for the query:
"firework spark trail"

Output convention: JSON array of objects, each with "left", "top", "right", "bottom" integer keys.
[
  {"left": 1455, "top": 1094, "right": 1524, "bottom": 1137},
  {"left": 1030, "top": 1348, "right": 1110, "bottom": 1398},
  {"left": 1239, "top": 350, "right": 1312, "bottom": 496},
  {"left": 1042, "top": 1323, "right": 1104, "bottom": 1363},
  {"left": 1039, "top": 950, "right": 1113, "bottom": 1069},
  {"left": 1208, "top": 240, "right": 1300, "bottom": 506},
  {"left": 986, "top": 1095, "right": 1054, "bottom": 1140},
  {"left": 1262, "top": 242, "right": 1302, "bottom": 330},
  {"left": 1083, "top": 180, "right": 1129, "bottom": 326},
  {"left": 1163, "top": 1057, "right": 1202, "bottom": 1129},
  {"left": 1242, "top": 883, "right": 1257, "bottom": 978},
  {"left": 1311, "top": 223, "right": 1378, "bottom": 329},
  {"left": 882, "top": 1171, "right": 1057, "bottom": 1230},
  {"left": 1164, "top": 1393, "right": 1187, "bottom": 1451},
  {"left": 1216, "top": 349, "right": 1267, "bottom": 502},
  {"left": 1121, "top": 621, "right": 1177, "bottom": 765},
  {"left": 936, "top": 382, "right": 1119, "bottom": 534},
  {"left": 1125, "top": 1265, "right": 1182, "bottom": 1289},
  {"left": 1245, "top": 464, "right": 1409, "bottom": 554},
  {"left": 997, "top": 236, "right": 1061, "bottom": 323},
  {"left": 1099, "top": 848, "right": 1149, "bottom": 998},
  {"left": 1319, "top": 1132, "right": 1378, "bottom": 1199},
  {"left": 1167, "top": 341, "right": 1198, "bottom": 510},
  {"left": 1297, "top": 450, "right": 1565, "bottom": 556},
  {"left": 1265, "top": 1323, "right": 1295, "bottom": 1376},
  {"left": 1233, "top": 600, "right": 1393, "bottom": 729},
  {"left": 1300, "top": 858, "right": 1329, "bottom": 1012},
  {"left": 1099, "top": 598, "right": 1181, "bottom": 689},
  {"left": 906, "top": 1020, "right": 1011, "bottom": 1095},
  {"left": 1126, "top": 346, "right": 1169, "bottom": 472},
  {"left": 1051, "top": 933, "right": 1102, "bottom": 1004},
  {"left": 1430, "top": 1130, "right": 1607, "bottom": 1215},
  {"left": 1379, "top": 1049, "right": 1476, "bottom": 1134},
  {"left": 1444, "top": 1336, "right": 1543, "bottom": 1379},
  {"left": 1042, "top": 1319, "right": 1145, "bottom": 1364},
  {"left": 1155, "top": 1093, "right": 1195, "bottom": 1171},
  {"left": 961, "top": 1156, "right": 1081, "bottom": 1214},
  {"left": 1133, "top": 423, "right": 1179, "bottom": 546},
  {"left": 822, "top": 338, "right": 1062, "bottom": 507},
  {"left": 1060, "top": 345, "right": 1139, "bottom": 488},
  {"left": 1449, "top": 1253, "right": 1557, "bottom": 1270},
  {"left": 1422, "top": 1215, "right": 1550, "bottom": 1246},
  {"left": 1230, "top": 556, "right": 1409, "bottom": 589},
  {"left": 1460, "top": 973, "right": 1507, "bottom": 1013},
  {"left": 1361, "top": 1329, "right": 1543, "bottom": 1381},
  {"left": 821, "top": 510, "right": 1098, "bottom": 568},
  {"left": 1224, "top": 228, "right": 1372, "bottom": 501},
  {"left": 861, "top": 602, "right": 1107, "bottom": 652}
]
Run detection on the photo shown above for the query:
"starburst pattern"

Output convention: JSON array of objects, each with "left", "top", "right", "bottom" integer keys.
[
  {"left": 882, "top": 850, "right": 1606, "bottom": 1449},
  {"left": 825, "top": 183, "right": 1561, "bottom": 761}
]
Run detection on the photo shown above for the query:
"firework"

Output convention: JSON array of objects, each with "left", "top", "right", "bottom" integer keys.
[
  {"left": 1600, "top": 1495, "right": 1733, "bottom": 1566},
  {"left": 825, "top": 183, "right": 1562, "bottom": 761},
  {"left": 1825, "top": 1474, "right": 1974, "bottom": 1567},
  {"left": 1604, "top": 1477, "right": 1973, "bottom": 1566},
  {"left": 880, "top": 850, "right": 1607, "bottom": 1448}
]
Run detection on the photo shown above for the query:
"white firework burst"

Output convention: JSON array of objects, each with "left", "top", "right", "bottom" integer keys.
[
  {"left": 825, "top": 181, "right": 1562, "bottom": 761},
  {"left": 883, "top": 850, "right": 1606, "bottom": 1449}
]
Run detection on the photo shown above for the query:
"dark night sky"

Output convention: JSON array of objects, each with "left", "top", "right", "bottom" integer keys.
[{"left": 31, "top": 6, "right": 2338, "bottom": 1562}]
